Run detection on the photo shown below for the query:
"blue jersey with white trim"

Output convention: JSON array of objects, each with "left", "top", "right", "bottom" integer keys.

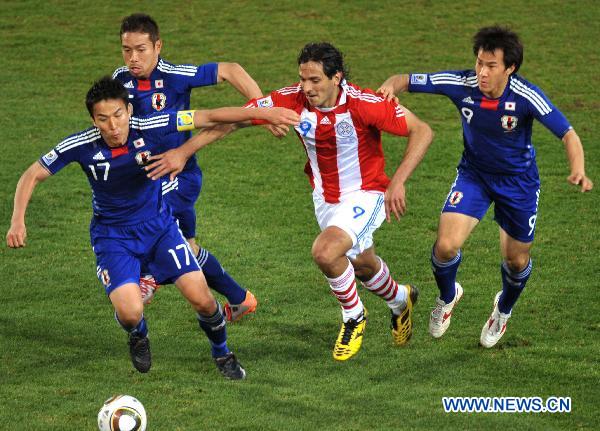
[
  {"left": 408, "top": 71, "right": 572, "bottom": 174},
  {"left": 113, "top": 58, "right": 218, "bottom": 173},
  {"left": 39, "top": 113, "right": 181, "bottom": 225}
]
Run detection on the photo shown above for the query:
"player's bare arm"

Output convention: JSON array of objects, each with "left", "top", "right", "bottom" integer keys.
[
  {"left": 562, "top": 129, "right": 593, "bottom": 192},
  {"left": 385, "top": 106, "right": 434, "bottom": 222},
  {"left": 6, "top": 162, "right": 51, "bottom": 248},
  {"left": 216, "top": 62, "right": 289, "bottom": 138},
  {"left": 146, "top": 107, "right": 300, "bottom": 180},
  {"left": 193, "top": 106, "right": 300, "bottom": 129},
  {"left": 146, "top": 125, "right": 236, "bottom": 181},
  {"left": 377, "top": 74, "right": 410, "bottom": 102}
]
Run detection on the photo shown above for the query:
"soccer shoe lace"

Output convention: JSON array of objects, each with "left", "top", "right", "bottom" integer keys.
[
  {"left": 480, "top": 291, "right": 511, "bottom": 348},
  {"left": 391, "top": 285, "right": 419, "bottom": 346},
  {"left": 139, "top": 274, "right": 161, "bottom": 305},
  {"left": 214, "top": 352, "right": 246, "bottom": 380},
  {"left": 223, "top": 291, "right": 257, "bottom": 323},
  {"left": 429, "top": 282, "right": 464, "bottom": 338},
  {"left": 333, "top": 309, "right": 367, "bottom": 361},
  {"left": 128, "top": 333, "right": 151, "bottom": 373}
]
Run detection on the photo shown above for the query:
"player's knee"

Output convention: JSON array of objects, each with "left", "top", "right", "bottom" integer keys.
[
  {"left": 189, "top": 293, "right": 217, "bottom": 315},
  {"left": 433, "top": 239, "right": 460, "bottom": 262},
  {"left": 311, "top": 242, "right": 338, "bottom": 271},
  {"left": 116, "top": 304, "right": 144, "bottom": 327},
  {"left": 504, "top": 254, "right": 530, "bottom": 272}
]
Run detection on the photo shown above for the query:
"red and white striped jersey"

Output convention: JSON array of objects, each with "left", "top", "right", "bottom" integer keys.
[{"left": 247, "top": 81, "right": 409, "bottom": 203}]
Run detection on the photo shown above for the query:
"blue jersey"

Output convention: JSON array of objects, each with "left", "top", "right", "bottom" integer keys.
[
  {"left": 408, "top": 71, "right": 572, "bottom": 174},
  {"left": 112, "top": 58, "right": 218, "bottom": 173},
  {"left": 38, "top": 112, "right": 183, "bottom": 225}
]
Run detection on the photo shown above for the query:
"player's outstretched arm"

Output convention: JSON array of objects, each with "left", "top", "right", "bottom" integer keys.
[
  {"left": 146, "top": 124, "right": 236, "bottom": 181},
  {"left": 193, "top": 107, "right": 300, "bottom": 129},
  {"left": 6, "top": 162, "right": 51, "bottom": 248},
  {"left": 562, "top": 129, "right": 593, "bottom": 192},
  {"left": 385, "top": 106, "right": 434, "bottom": 222},
  {"left": 377, "top": 74, "right": 410, "bottom": 102},
  {"left": 217, "top": 62, "right": 264, "bottom": 100}
]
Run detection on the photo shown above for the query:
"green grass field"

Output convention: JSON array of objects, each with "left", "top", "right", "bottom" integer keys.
[{"left": 1, "top": 1, "right": 599, "bottom": 429}]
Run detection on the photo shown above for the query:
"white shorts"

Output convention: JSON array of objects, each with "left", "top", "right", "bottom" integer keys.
[{"left": 313, "top": 190, "right": 386, "bottom": 259}]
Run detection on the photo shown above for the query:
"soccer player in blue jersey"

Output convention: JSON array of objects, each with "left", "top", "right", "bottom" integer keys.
[
  {"left": 377, "top": 26, "right": 593, "bottom": 347},
  {"left": 113, "top": 13, "right": 282, "bottom": 320},
  {"left": 6, "top": 77, "right": 299, "bottom": 378}
]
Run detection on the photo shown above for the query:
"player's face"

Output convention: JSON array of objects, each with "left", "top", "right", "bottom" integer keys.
[
  {"left": 92, "top": 99, "right": 132, "bottom": 147},
  {"left": 475, "top": 48, "right": 515, "bottom": 98},
  {"left": 121, "top": 32, "right": 162, "bottom": 79},
  {"left": 299, "top": 61, "right": 342, "bottom": 108}
]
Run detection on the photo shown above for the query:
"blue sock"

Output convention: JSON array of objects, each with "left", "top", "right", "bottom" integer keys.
[
  {"left": 431, "top": 247, "right": 462, "bottom": 304},
  {"left": 197, "top": 302, "right": 230, "bottom": 358},
  {"left": 499, "top": 259, "right": 532, "bottom": 314},
  {"left": 115, "top": 313, "right": 148, "bottom": 338},
  {"left": 197, "top": 248, "right": 246, "bottom": 304}
]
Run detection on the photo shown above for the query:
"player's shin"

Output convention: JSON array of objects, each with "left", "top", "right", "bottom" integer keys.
[
  {"left": 431, "top": 247, "right": 462, "bottom": 303},
  {"left": 197, "top": 301, "right": 230, "bottom": 358},
  {"left": 499, "top": 259, "right": 532, "bottom": 313}
]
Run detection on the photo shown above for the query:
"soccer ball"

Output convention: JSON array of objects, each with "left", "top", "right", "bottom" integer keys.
[{"left": 97, "top": 395, "right": 147, "bottom": 431}]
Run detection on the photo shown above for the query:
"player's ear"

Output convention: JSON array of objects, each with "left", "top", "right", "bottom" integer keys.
[
  {"left": 506, "top": 63, "right": 516, "bottom": 76},
  {"left": 127, "top": 103, "right": 133, "bottom": 116},
  {"left": 333, "top": 71, "right": 342, "bottom": 85},
  {"left": 155, "top": 39, "right": 162, "bottom": 54}
]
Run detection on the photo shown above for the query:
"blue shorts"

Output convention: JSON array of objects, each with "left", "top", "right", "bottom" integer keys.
[
  {"left": 442, "top": 164, "right": 540, "bottom": 242},
  {"left": 162, "top": 168, "right": 203, "bottom": 239},
  {"left": 91, "top": 213, "right": 201, "bottom": 295}
]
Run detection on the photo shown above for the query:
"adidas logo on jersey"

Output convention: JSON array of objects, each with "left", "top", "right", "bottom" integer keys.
[
  {"left": 92, "top": 151, "right": 105, "bottom": 161},
  {"left": 124, "top": 80, "right": 134, "bottom": 89},
  {"left": 320, "top": 117, "right": 332, "bottom": 125},
  {"left": 462, "top": 97, "right": 475, "bottom": 104}
]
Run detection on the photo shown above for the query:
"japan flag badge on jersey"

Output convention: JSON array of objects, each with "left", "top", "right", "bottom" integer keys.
[
  {"left": 155, "top": 79, "right": 164, "bottom": 88},
  {"left": 133, "top": 138, "right": 145, "bottom": 148},
  {"left": 505, "top": 101, "right": 516, "bottom": 111}
]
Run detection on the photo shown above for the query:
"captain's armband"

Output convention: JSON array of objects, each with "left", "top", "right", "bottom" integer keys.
[{"left": 176, "top": 110, "right": 196, "bottom": 131}]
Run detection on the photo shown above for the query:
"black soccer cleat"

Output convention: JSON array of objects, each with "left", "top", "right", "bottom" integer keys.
[
  {"left": 128, "top": 333, "right": 151, "bottom": 373},
  {"left": 214, "top": 353, "right": 246, "bottom": 380}
]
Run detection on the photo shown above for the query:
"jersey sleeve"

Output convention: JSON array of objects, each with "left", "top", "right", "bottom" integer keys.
[
  {"left": 408, "top": 70, "right": 474, "bottom": 99},
  {"left": 523, "top": 83, "right": 572, "bottom": 139},
  {"left": 38, "top": 129, "right": 96, "bottom": 174},
  {"left": 358, "top": 97, "right": 409, "bottom": 137},
  {"left": 187, "top": 62, "right": 219, "bottom": 89}
]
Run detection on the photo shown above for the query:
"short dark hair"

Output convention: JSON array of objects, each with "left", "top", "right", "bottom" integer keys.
[
  {"left": 85, "top": 76, "right": 129, "bottom": 117},
  {"left": 297, "top": 42, "right": 350, "bottom": 80},
  {"left": 120, "top": 13, "right": 160, "bottom": 43},
  {"left": 473, "top": 26, "right": 523, "bottom": 73}
]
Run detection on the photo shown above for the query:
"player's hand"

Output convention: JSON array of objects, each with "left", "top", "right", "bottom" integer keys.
[
  {"left": 145, "top": 149, "right": 187, "bottom": 182},
  {"left": 376, "top": 83, "right": 399, "bottom": 104},
  {"left": 264, "top": 124, "right": 289, "bottom": 138},
  {"left": 6, "top": 222, "right": 27, "bottom": 248},
  {"left": 384, "top": 179, "right": 407, "bottom": 222},
  {"left": 263, "top": 107, "right": 300, "bottom": 126},
  {"left": 567, "top": 172, "right": 593, "bottom": 192}
]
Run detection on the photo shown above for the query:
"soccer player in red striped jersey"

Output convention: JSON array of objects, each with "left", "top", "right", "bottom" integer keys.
[{"left": 147, "top": 42, "right": 434, "bottom": 361}]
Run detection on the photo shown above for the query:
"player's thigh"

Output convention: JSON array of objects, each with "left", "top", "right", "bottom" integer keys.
[
  {"left": 174, "top": 271, "right": 216, "bottom": 314},
  {"left": 312, "top": 226, "right": 354, "bottom": 262},
  {"left": 437, "top": 168, "right": 489, "bottom": 254},
  {"left": 108, "top": 282, "right": 144, "bottom": 323},
  {"left": 492, "top": 169, "right": 540, "bottom": 244},
  {"left": 146, "top": 221, "right": 200, "bottom": 285},
  {"left": 436, "top": 212, "right": 479, "bottom": 256}
]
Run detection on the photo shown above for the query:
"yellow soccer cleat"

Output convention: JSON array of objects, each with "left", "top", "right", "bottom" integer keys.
[
  {"left": 391, "top": 285, "right": 419, "bottom": 346},
  {"left": 333, "top": 309, "right": 367, "bottom": 361}
]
